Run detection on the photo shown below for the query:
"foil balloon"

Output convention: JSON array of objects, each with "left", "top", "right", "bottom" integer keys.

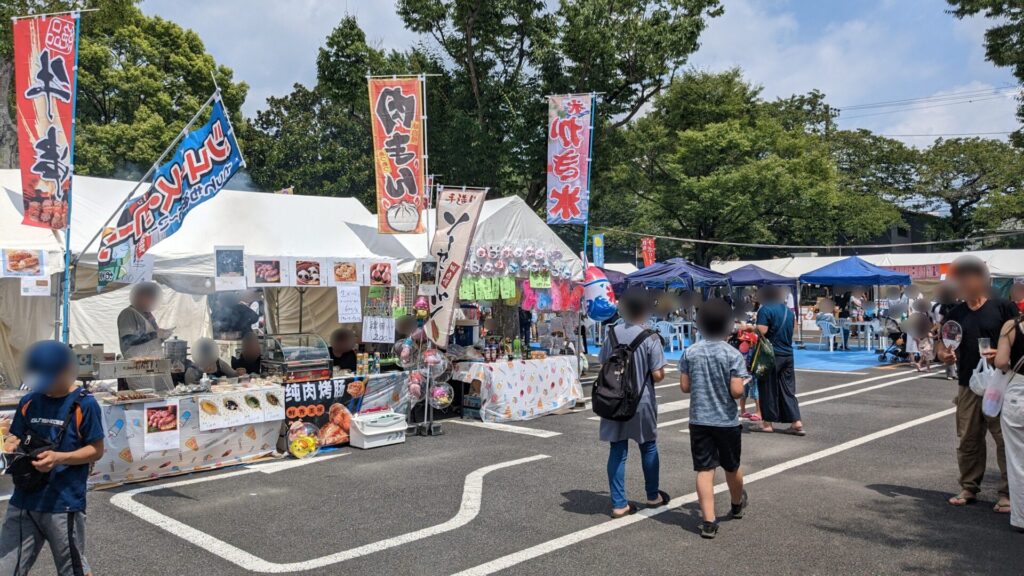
[{"left": 583, "top": 265, "right": 618, "bottom": 321}]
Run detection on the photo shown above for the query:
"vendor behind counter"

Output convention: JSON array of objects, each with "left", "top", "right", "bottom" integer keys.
[
  {"left": 183, "top": 338, "right": 237, "bottom": 384},
  {"left": 231, "top": 332, "right": 262, "bottom": 375}
]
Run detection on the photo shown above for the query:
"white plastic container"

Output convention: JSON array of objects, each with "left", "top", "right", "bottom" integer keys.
[{"left": 349, "top": 410, "right": 407, "bottom": 450}]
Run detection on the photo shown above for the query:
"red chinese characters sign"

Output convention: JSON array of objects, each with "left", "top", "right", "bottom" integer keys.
[
  {"left": 546, "top": 94, "right": 593, "bottom": 225},
  {"left": 368, "top": 77, "right": 426, "bottom": 234},
  {"left": 641, "top": 237, "right": 656, "bottom": 267},
  {"left": 13, "top": 14, "right": 79, "bottom": 230}
]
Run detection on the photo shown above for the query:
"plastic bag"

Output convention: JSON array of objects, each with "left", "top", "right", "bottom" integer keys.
[
  {"left": 969, "top": 358, "right": 994, "bottom": 397},
  {"left": 983, "top": 372, "right": 1009, "bottom": 417}
]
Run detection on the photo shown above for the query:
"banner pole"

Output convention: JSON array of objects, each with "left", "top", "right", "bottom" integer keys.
[
  {"left": 581, "top": 93, "right": 597, "bottom": 262},
  {"left": 58, "top": 12, "right": 82, "bottom": 343},
  {"left": 71, "top": 92, "right": 216, "bottom": 269}
]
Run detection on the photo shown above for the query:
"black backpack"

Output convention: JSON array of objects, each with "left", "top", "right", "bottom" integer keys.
[{"left": 592, "top": 328, "right": 656, "bottom": 421}]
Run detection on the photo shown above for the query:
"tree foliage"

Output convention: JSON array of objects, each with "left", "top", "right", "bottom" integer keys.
[{"left": 0, "top": 0, "right": 248, "bottom": 178}]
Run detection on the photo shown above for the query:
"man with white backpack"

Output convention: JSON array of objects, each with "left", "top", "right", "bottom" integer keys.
[{"left": 936, "top": 256, "right": 1019, "bottom": 514}]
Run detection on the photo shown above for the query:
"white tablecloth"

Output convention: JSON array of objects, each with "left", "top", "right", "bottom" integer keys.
[{"left": 454, "top": 357, "right": 583, "bottom": 423}]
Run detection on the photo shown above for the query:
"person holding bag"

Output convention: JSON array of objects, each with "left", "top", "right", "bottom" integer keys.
[{"left": 995, "top": 315, "right": 1024, "bottom": 528}]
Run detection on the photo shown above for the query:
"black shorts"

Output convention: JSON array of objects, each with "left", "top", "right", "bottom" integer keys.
[{"left": 689, "top": 424, "right": 742, "bottom": 472}]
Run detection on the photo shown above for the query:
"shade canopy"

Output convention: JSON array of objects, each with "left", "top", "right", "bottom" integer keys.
[
  {"left": 598, "top": 266, "right": 628, "bottom": 295},
  {"left": 727, "top": 264, "right": 796, "bottom": 287},
  {"left": 799, "top": 255, "right": 911, "bottom": 286},
  {"left": 625, "top": 258, "right": 731, "bottom": 290}
]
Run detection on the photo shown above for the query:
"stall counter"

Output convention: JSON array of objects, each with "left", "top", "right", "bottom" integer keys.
[
  {"left": 454, "top": 356, "right": 583, "bottom": 423},
  {"left": 89, "top": 384, "right": 285, "bottom": 488}
]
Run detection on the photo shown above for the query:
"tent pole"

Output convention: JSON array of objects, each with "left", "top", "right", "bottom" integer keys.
[{"left": 796, "top": 281, "right": 804, "bottom": 349}]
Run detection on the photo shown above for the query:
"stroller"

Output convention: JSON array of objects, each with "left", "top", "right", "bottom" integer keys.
[{"left": 876, "top": 316, "right": 909, "bottom": 363}]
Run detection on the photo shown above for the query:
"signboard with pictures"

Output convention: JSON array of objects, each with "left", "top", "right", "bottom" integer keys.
[
  {"left": 196, "top": 388, "right": 285, "bottom": 432},
  {"left": 245, "top": 256, "right": 288, "bottom": 287},
  {"left": 328, "top": 259, "right": 363, "bottom": 286},
  {"left": 283, "top": 373, "right": 409, "bottom": 447},
  {"left": 418, "top": 258, "right": 437, "bottom": 295},
  {"left": 1, "top": 248, "right": 45, "bottom": 278},
  {"left": 214, "top": 246, "right": 246, "bottom": 291},
  {"left": 292, "top": 258, "right": 327, "bottom": 287},
  {"left": 366, "top": 260, "right": 397, "bottom": 287},
  {"left": 20, "top": 277, "right": 50, "bottom": 297}
]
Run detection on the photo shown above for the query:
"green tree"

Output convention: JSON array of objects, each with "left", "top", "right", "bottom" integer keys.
[
  {"left": 947, "top": 1, "right": 1024, "bottom": 146},
  {"left": 601, "top": 70, "right": 902, "bottom": 265},
  {"left": 915, "top": 137, "right": 1024, "bottom": 239},
  {"left": 0, "top": 0, "right": 248, "bottom": 177}
]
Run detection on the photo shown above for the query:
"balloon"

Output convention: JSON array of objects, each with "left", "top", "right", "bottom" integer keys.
[{"left": 583, "top": 265, "right": 618, "bottom": 321}]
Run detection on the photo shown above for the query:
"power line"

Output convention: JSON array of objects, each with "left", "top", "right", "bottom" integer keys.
[
  {"left": 838, "top": 94, "right": 1013, "bottom": 120},
  {"left": 836, "top": 85, "right": 1019, "bottom": 111},
  {"left": 592, "top": 226, "right": 1024, "bottom": 250},
  {"left": 876, "top": 131, "right": 1012, "bottom": 137}
]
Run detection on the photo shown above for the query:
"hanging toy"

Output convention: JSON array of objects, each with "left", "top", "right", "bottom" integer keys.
[
  {"left": 482, "top": 262, "right": 495, "bottom": 274},
  {"left": 414, "top": 296, "right": 429, "bottom": 321},
  {"left": 521, "top": 281, "right": 538, "bottom": 310},
  {"left": 495, "top": 259, "right": 507, "bottom": 272},
  {"left": 550, "top": 249, "right": 563, "bottom": 262},
  {"left": 536, "top": 289, "right": 553, "bottom": 311},
  {"left": 512, "top": 247, "right": 524, "bottom": 260},
  {"left": 508, "top": 261, "right": 521, "bottom": 274},
  {"left": 475, "top": 247, "right": 487, "bottom": 259},
  {"left": 524, "top": 246, "right": 536, "bottom": 260},
  {"left": 487, "top": 245, "right": 500, "bottom": 259},
  {"left": 583, "top": 265, "right": 618, "bottom": 321},
  {"left": 500, "top": 246, "right": 513, "bottom": 259},
  {"left": 469, "top": 261, "right": 482, "bottom": 274}
]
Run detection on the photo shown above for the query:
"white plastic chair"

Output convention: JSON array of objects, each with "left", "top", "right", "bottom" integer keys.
[
  {"left": 816, "top": 315, "right": 842, "bottom": 351},
  {"left": 654, "top": 321, "right": 682, "bottom": 352}
]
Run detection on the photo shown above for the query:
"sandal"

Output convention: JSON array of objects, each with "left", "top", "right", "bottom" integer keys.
[
  {"left": 611, "top": 503, "right": 637, "bottom": 518},
  {"left": 995, "top": 498, "right": 1011, "bottom": 514},
  {"left": 780, "top": 427, "right": 806, "bottom": 436},
  {"left": 647, "top": 490, "right": 671, "bottom": 508},
  {"left": 948, "top": 491, "right": 977, "bottom": 506},
  {"left": 748, "top": 426, "right": 774, "bottom": 433}
]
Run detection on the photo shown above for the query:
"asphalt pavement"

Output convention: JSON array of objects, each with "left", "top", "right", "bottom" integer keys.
[{"left": 2, "top": 363, "right": 1019, "bottom": 576}]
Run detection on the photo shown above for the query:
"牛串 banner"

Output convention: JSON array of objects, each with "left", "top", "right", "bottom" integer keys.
[
  {"left": 546, "top": 94, "right": 593, "bottom": 225},
  {"left": 425, "top": 187, "right": 487, "bottom": 348},
  {"left": 97, "top": 97, "right": 243, "bottom": 288},
  {"left": 368, "top": 76, "right": 426, "bottom": 234},
  {"left": 13, "top": 13, "right": 79, "bottom": 230}
]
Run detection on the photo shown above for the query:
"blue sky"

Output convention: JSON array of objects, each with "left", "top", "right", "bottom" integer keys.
[{"left": 142, "top": 0, "right": 1018, "bottom": 146}]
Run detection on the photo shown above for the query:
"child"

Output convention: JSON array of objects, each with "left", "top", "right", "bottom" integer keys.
[
  {"left": 912, "top": 314, "right": 934, "bottom": 372},
  {"left": 732, "top": 324, "right": 761, "bottom": 421},
  {"left": 679, "top": 298, "right": 749, "bottom": 539}
]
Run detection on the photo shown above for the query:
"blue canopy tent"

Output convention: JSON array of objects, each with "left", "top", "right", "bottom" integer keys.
[
  {"left": 625, "top": 258, "right": 731, "bottom": 291},
  {"left": 799, "top": 256, "right": 912, "bottom": 286},
  {"left": 597, "top": 267, "right": 628, "bottom": 296},
  {"left": 727, "top": 264, "right": 796, "bottom": 287}
]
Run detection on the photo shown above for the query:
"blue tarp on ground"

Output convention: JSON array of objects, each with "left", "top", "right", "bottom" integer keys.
[
  {"left": 625, "top": 258, "right": 731, "bottom": 290},
  {"left": 727, "top": 264, "right": 796, "bottom": 287},
  {"left": 799, "top": 256, "right": 911, "bottom": 286}
]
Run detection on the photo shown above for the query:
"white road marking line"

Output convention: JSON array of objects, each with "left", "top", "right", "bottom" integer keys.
[
  {"left": 658, "top": 371, "right": 930, "bottom": 429},
  {"left": 796, "top": 368, "right": 868, "bottom": 375},
  {"left": 450, "top": 407, "right": 956, "bottom": 576},
  {"left": 252, "top": 453, "right": 347, "bottom": 474},
  {"left": 446, "top": 420, "right": 561, "bottom": 438},
  {"left": 111, "top": 455, "right": 549, "bottom": 573},
  {"left": 0, "top": 494, "right": 9, "bottom": 502}
]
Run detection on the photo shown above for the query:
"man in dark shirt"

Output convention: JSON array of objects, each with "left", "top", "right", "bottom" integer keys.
[
  {"left": 231, "top": 332, "right": 263, "bottom": 376},
  {"left": 936, "top": 256, "right": 1019, "bottom": 513},
  {"left": 329, "top": 328, "right": 358, "bottom": 372}
]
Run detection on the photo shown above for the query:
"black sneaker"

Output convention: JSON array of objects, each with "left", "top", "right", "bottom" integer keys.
[
  {"left": 699, "top": 520, "right": 719, "bottom": 539},
  {"left": 730, "top": 490, "right": 749, "bottom": 519}
]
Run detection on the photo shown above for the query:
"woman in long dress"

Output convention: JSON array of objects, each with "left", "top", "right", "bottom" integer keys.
[{"left": 995, "top": 315, "right": 1024, "bottom": 527}]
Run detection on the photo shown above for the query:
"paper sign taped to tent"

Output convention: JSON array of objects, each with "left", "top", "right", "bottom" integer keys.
[{"left": 425, "top": 187, "right": 486, "bottom": 348}]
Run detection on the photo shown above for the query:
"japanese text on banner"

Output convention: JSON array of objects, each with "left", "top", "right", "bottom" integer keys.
[
  {"left": 368, "top": 77, "right": 426, "bottom": 234},
  {"left": 426, "top": 187, "right": 486, "bottom": 348},
  {"left": 96, "top": 98, "right": 243, "bottom": 288},
  {"left": 546, "top": 94, "right": 593, "bottom": 225},
  {"left": 13, "top": 14, "right": 79, "bottom": 230},
  {"left": 641, "top": 236, "right": 656, "bottom": 268}
]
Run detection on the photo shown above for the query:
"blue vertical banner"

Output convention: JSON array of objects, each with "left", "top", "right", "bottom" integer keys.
[{"left": 592, "top": 233, "right": 605, "bottom": 268}]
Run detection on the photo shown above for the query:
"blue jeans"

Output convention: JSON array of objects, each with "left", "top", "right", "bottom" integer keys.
[{"left": 607, "top": 439, "right": 660, "bottom": 509}]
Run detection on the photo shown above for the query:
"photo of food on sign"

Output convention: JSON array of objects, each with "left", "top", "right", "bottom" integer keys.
[
  {"left": 146, "top": 405, "right": 178, "bottom": 433},
  {"left": 368, "top": 261, "right": 393, "bottom": 286},
  {"left": 253, "top": 260, "right": 281, "bottom": 284},
  {"left": 295, "top": 260, "right": 321, "bottom": 286},
  {"left": 2, "top": 249, "right": 42, "bottom": 276},
  {"left": 215, "top": 248, "right": 244, "bottom": 277},
  {"left": 333, "top": 261, "right": 358, "bottom": 283}
]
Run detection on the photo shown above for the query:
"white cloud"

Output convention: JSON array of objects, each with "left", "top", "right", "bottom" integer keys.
[{"left": 880, "top": 81, "right": 1018, "bottom": 146}]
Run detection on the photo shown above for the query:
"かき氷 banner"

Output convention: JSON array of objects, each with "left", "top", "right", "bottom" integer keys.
[
  {"left": 13, "top": 13, "right": 79, "bottom": 230},
  {"left": 425, "top": 186, "right": 487, "bottom": 348},
  {"left": 97, "top": 96, "right": 243, "bottom": 288},
  {"left": 368, "top": 76, "right": 426, "bottom": 234},
  {"left": 546, "top": 94, "right": 594, "bottom": 225}
]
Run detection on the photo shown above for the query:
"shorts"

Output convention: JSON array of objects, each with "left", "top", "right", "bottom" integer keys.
[
  {"left": 689, "top": 424, "right": 742, "bottom": 472},
  {"left": 743, "top": 377, "right": 759, "bottom": 400}
]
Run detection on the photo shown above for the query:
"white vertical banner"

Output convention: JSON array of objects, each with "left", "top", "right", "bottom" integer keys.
[{"left": 425, "top": 186, "right": 487, "bottom": 348}]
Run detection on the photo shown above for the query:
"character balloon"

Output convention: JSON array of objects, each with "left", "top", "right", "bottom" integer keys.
[{"left": 583, "top": 265, "right": 618, "bottom": 321}]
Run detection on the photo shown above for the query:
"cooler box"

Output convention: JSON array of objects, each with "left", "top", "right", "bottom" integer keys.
[{"left": 349, "top": 410, "right": 407, "bottom": 449}]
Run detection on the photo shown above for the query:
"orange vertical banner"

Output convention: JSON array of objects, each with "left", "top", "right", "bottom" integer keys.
[
  {"left": 13, "top": 13, "right": 79, "bottom": 230},
  {"left": 368, "top": 76, "right": 426, "bottom": 234}
]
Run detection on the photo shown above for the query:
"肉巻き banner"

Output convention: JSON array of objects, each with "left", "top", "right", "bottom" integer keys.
[
  {"left": 97, "top": 97, "right": 243, "bottom": 288},
  {"left": 546, "top": 94, "right": 593, "bottom": 225},
  {"left": 425, "top": 187, "right": 487, "bottom": 348},
  {"left": 369, "top": 77, "right": 426, "bottom": 234},
  {"left": 13, "top": 13, "right": 79, "bottom": 230}
]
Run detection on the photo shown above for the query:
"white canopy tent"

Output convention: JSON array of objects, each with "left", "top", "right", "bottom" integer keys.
[{"left": 711, "top": 250, "right": 1024, "bottom": 279}]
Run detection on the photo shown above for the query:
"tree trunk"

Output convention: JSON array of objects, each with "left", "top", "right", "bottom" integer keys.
[{"left": 0, "top": 60, "right": 19, "bottom": 169}]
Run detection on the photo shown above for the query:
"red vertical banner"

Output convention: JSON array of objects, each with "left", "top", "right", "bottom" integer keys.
[
  {"left": 13, "top": 14, "right": 78, "bottom": 230},
  {"left": 368, "top": 77, "right": 426, "bottom": 234},
  {"left": 641, "top": 237, "right": 656, "bottom": 267},
  {"left": 546, "top": 94, "right": 593, "bottom": 225}
]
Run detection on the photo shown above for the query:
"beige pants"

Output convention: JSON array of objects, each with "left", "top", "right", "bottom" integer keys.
[{"left": 955, "top": 385, "right": 1008, "bottom": 497}]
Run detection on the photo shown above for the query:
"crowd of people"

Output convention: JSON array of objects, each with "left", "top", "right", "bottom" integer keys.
[{"left": 594, "top": 255, "right": 1024, "bottom": 538}]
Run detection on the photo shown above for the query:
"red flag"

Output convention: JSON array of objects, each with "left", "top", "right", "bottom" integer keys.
[
  {"left": 13, "top": 14, "right": 78, "bottom": 230},
  {"left": 641, "top": 237, "right": 656, "bottom": 267}
]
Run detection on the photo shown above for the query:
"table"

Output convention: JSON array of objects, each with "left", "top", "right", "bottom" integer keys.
[
  {"left": 671, "top": 321, "right": 696, "bottom": 344},
  {"left": 454, "top": 356, "right": 584, "bottom": 423},
  {"left": 90, "top": 383, "right": 286, "bottom": 488},
  {"left": 847, "top": 320, "right": 884, "bottom": 351}
]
